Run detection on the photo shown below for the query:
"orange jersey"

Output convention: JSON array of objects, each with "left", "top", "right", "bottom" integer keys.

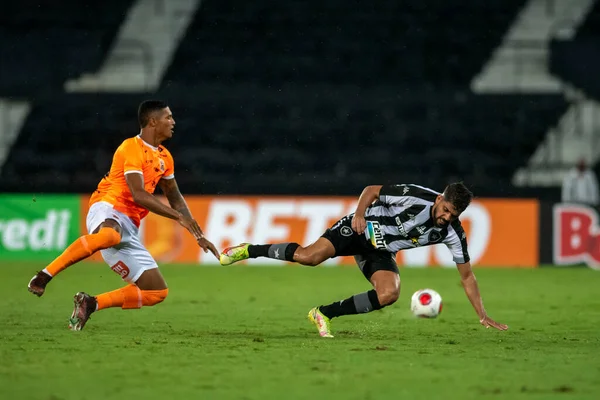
[{"left": 89, "top": 135, "right": 175, "bottom": 227}]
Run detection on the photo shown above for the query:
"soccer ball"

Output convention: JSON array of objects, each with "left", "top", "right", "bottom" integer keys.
[{"left": 411, "top": 289, "right": 443, "bottom": 318}]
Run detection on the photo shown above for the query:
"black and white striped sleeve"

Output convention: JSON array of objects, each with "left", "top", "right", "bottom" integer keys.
[
  {"left": 379, "top": 184, "right": 439, "bottom": 206},
  {"left": 378, "top": 184, "right": 410, "bottom": 206},
  {"left": 443, "top": 220, "right": 470, "bottom": 264}
]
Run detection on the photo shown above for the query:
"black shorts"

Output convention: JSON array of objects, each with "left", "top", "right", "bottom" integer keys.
[{"left": 321, "top": 215, "right": 399, "bottom": 280}]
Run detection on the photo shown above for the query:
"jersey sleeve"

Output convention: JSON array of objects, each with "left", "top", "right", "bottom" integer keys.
[
  {"left": 378, "top": 184, "right": 410, "bottom": 205},
  {"left": 120, "top": 140, "right": 144, "bottom": 176},
  {"left": 443, "top": 220, "right": 471, "bottom": 264},
  {"left": 162, "top": 149, "right": 175, "bottom": 180}
]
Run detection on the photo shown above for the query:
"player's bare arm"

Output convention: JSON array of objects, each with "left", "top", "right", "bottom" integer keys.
[
  {"left": 158, "top": 177, "right": 194, "bottom": 220},
  {"left": 125, "top": 172, "right": 183, "bottom": 221},
  {"left": 352, "top": 185, "right": 383, "bottom": 233},
  {"left": 457, "top": 261, "right": 508, "bottom": 331},
  {"left": 158, "top": 177, "right": 219, "bottom": 258}
]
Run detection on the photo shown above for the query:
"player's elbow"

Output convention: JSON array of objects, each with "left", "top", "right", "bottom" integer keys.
[
  {"left": 366, "top": 185, "right": 381, "bottom": 196},
  {"left": 131, "top": 190, "right": 147, "bottom": 206}
]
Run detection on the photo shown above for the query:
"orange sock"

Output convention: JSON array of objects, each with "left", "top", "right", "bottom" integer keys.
[
  {"left": 96, "top": 285, "right": 169, "bottom": 310},
  {"left": 96, "top": 284, "right": 141, "bottom": 310},
  {"left": 44, "top": 227, "right": 121, "bottom": 277}
]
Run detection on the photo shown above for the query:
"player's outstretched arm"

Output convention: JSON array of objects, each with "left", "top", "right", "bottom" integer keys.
[
  {"left": 158, "top": 177, "right": 194, "bottom": 219},
  {"left": 456, "top": 261, "right": 508, "bottom": 331},
  {"left": 157, "top": 177, "right": 219, "bottom": 259}
]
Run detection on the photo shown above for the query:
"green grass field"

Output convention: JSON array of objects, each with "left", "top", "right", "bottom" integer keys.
[{"left": 2, "top": 263, "right": 599, "bottom": 400}]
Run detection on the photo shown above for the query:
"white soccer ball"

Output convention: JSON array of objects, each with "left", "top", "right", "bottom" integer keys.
[{"left": 411, "top": 289, "right": 443, "bottom": 318}]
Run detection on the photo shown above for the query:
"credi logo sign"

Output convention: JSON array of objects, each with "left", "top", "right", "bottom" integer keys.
[
  {"left": 179, "top": 197, "right": 538, "bottom": 267},
  {"left": 0, "top": 210, "right": 71, "bottom": 251},
  {"left": 553, "top": 204, "right": 600, "bottom": 269}
]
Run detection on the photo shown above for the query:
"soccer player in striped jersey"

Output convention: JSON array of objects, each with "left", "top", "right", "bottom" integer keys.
[
  {"left": 27, "top": 100, "right": 219, "bottom": 330},
  {"left": 220, "top": 182, "right": 508, "bottom": 337}
]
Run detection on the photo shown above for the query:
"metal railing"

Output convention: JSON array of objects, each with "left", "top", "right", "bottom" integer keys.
[
  {"left": 545, "top": 0, "right": 556, "bottom": 16},
  {"left": 498, "top": 37, "right": 600, "bottom": 172},
  {"left": 109, "top": 39, "right": 154, "bottom": 91},
  {"left": 502, "top": 39, "right": 549, "bottom": 88}
]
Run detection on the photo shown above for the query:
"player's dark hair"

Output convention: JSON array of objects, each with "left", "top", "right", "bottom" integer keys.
[
  {"left": 138, "top": 100, "right": 168, "bottom": 128},
  {"left": 443, "top": 182, "right": 473, "bottom": 214}
]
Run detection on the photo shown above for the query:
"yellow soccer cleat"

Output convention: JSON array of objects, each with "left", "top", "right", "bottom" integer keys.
[
  {"left": 308, "top": 307, "right": 334, "bottom": 338},
  {"left": 220, "top": 243, "right": 250, "bottom": 266}
]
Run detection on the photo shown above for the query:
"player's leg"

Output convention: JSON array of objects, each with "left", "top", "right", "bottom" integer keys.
[
  {"left": 69, "top": 228, "right": 168, "bottom": 331},
  {"left": 308, "top": 251, "right": 399, "bottom": 338},
  {"left": 28, "top": 203, "right": 123, "bottom": 297},
  {"left": 220, "top": 238, "right": 335, "bottom": 266},
  {"left": 369, "top": 270, "right": 400, "bottom": 307},
  {"left": 220, "top": 215, "right": 356, "bottom": 266}
]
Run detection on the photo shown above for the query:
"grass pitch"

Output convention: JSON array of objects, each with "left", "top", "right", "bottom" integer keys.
[{"left": 1, "top": 263, "right": 599, "bottom": 400}]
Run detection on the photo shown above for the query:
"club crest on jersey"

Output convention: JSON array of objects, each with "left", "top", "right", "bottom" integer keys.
[
  {"left": 428, "top": 230, "right": 442, "bottom": 243},
  {"left": 159, "top": 159, "right": 165, "bottom": 172},
  {"left": 366, "top": 221, "right": 387, "bottom": 250}
]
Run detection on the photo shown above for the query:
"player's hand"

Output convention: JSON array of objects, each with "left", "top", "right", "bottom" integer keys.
[
  {"left": 352, "top": 215, "right": 367, "bottom": 233},
  {"left": 480, "top": 315, "right": 508, "bottom": 331},
  {"left": 178, "top": 215, "right": 204, "bottom": 241},
  {"left": 197, "top": 237, "right": 220, "bottom": 260}
]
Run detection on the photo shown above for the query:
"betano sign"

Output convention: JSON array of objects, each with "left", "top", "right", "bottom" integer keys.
[
  {"left": 3, "top": 194, "right": 538, "bottom": 267},
  {"left": 80, "top": 196, "right": 539, "bottom": 267}
]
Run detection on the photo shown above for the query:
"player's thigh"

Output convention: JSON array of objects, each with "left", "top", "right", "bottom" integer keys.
[
  {"left": 86, "top": 202, "right": 123, "bottom": 236},
  {"left": 135, "top": 268, "right": 168, "bottom": 291},
  {"left": 357, "top": 252, "right": 400, "bottom": 305},
  {"left": 295, "top": 237, "right": 336, "bottom": 265},
  {"left": 320, "top": 215, "right": 363, "bottom": 257},
  {"left": 355, "top": 251, "right": 400, "bottom": 287}
]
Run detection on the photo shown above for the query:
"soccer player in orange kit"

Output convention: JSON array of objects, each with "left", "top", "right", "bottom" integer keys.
[{"left": 27, "top": 100, "right": 219, "bottom": 330}]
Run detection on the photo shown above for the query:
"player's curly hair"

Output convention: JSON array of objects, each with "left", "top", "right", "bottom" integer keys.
[
  {"left": 443, "top": 182, "right": 473, "bottom": 214},
  {"left": 138, "top": 100, "right": 168, "bottom": 128}
]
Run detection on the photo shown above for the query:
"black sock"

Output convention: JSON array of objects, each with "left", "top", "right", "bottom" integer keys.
[
  {"left": 319, "top": 290, "right": 382, "bottom": 319},
  {"left": 248, "top": 245, "right": 270, "bottom": 258},
  {"left": 248, "top": 243, "right": 300, "bottom": 261}
]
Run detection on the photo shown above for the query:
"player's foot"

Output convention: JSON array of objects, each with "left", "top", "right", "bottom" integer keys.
[
  {"left": 27, "top": 271, "right": 52, "bottom": 297},
  {"left": 220, "top": 243, "right": 250, "bottom": 266},
  {"left": 308, "top": 307, "right": 334, "bottom": 338},
  {"left": 69, "top": 292, "right": 97, "bottom": 331}
]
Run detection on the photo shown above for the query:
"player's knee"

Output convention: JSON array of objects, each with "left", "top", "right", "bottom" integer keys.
[
  {"left": 377, "top": 288, "right": 399, "bottom": 306},
  {"left": 295, "top": 251, "right": 323, "bottom": 266},
  {"left": 142, "top": 288, "right": 169, "bottom": 306}
]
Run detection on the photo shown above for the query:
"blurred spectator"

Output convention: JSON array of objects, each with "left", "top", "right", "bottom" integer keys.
[{"left": 561, "top": 158, "right": 600, "bottom": 207}]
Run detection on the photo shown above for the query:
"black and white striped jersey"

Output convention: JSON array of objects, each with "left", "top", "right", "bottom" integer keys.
[{"left": 362, "top": 184, "right": 470, "bottom": 264}]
